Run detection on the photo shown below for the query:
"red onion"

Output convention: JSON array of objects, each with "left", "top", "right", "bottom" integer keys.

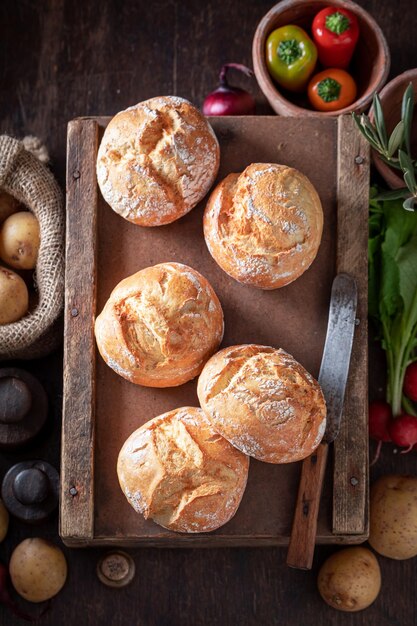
[
  {"left": 0, "top": 561, "right": 47, "bottom": 622},
  {"left": 203, "top": 63, "right": 256, "bottom": 116}
]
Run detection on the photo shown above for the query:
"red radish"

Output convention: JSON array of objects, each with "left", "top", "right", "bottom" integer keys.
[
  {"left": 369, "top": 400, "right": 392, "bottom": 465},
  {"left": 388, "top": 414, "right": 417, "bottom": 453},
  {"left": 404, "top": 362, "right": 417, "bottom": 402},
  {"left": 203, "top": 63, "right": 256, "bottom": 116}
]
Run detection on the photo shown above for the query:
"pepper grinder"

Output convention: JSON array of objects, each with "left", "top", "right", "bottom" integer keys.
[
  {"left": 0, "top": 368, "right": 48, "bottom": 449},
  {"left": 1, "top": 460, "right": 59, "bottom": 523}
]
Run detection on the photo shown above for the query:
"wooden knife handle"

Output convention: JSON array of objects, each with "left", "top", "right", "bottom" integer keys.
[{"left": 286, "top": 442, "right": 329, "bottom": 570}]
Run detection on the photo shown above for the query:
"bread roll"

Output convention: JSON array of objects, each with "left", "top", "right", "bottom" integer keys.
[
  {"left": 197, "top": 344, "right": 326, "bottom": 463},
  {"left": 203, "top": 163, "right": 323, "bottom": 289},
  {"left": 97, "top": 96, "right": 220, "bottom": 227},
  {"left": 94, "top": 262, "right": 224, "bottom": 387},
  {"left": 117, "top": 407, "right": 249, "bottom": 533}
]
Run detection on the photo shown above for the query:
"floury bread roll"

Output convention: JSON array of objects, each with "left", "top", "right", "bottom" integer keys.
[
  {"left": 117, "top": 407, "right": 249, "bottom": 533},
  {"left": 97, "top": 96, "right": 220, "bottom": 226},
  {"left": 197, "top": 344, "right": 326, "bottom": 463},
  {"left": 94, "top": 263, "right": 224, "bottom": 387},
  {"left": 203, "top": 163, "right": 323, "bottom": 289}
]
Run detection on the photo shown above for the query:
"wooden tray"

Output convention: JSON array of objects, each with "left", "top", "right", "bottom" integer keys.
[{"left": 61, "top": 115, "right": 369, "bottom": 547}]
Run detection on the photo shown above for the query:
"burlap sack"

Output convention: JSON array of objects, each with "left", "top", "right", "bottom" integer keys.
[{"left": 0, "top": 135, "right": 64, "bottom": 360}]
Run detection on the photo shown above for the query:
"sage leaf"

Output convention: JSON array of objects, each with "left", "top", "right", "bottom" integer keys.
[
  {"left": 374, "top": 187, "right": 410, "bottom": 201},
  {"left": 403, "top": 196, "right": 416, "bottom": 211},
  {"left": 373, "top": 93, "right": 388, "bottom": 150},
  {"left": 388, "top": 120, "right": 404, "bottom": 157},
  {"left": 399, "top": 149, "right": 417, "bottom": 192},
  {"left": 401, "top": 82, "right": 414, "bottom": 156}
]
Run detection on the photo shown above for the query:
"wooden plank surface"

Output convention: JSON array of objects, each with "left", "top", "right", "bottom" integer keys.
[
  {"left": 1, "top": 0, "right": 417, "bottom": 624},
  {"left": 60, "top": 119, "right": 99, "bottom": 541},
  {"left": 62, "top": 114, "right": 368, "bottom": 546},
  {"left": 333, "top": 115, "right": 370, "bottom": 534}
]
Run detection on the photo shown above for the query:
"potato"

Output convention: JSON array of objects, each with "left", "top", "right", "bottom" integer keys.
[
  {"left": 369, "top": 474, "right": 417, "bottom": 559},
  {"left": 0, "top": 266, "right": 29, "bottom": 324},
  {"left": 0, "top": 499, "right": 9, "bottom": 542},
  {"left": 0, "top": 211, "right": 40, "bottom": 270},
  {"left": 317, "top": 547, "right": 381, "bottom": 612},
  {"left": 10, "top": 538, "right": 67, "bottom": 603},
  {"left": 0, "top": 191, "right": 20, "bottom": 224}
]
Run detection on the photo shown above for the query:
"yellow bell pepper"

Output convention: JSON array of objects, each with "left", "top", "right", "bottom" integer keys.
[{"left": 266, "top": 25, "right": 318, "bottom": 92}]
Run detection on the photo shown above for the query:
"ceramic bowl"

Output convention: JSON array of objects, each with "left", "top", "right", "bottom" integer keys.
[
  {"left": 369, "top": 68, "right": 417, "bottom": 189},
  {"left": 252, "top": 0, "right": 390, "bottom": 117}
]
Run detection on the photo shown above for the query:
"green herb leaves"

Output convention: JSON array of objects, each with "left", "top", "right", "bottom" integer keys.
[
  {"left": 353, "top": 83, "right": 417, "bottom": 211},
  {"left": 369, "top": 191, "right": 417, "bottom": 415}
]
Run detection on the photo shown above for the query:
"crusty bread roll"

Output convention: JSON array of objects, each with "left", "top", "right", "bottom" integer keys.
[
  {"left": 203, "top": 163, "right": 323, "bottom": 289},
  {"left": 94, "top": 262, "right": 224, "bottom": 387},
  {"left": 197, "top": 344, "right": 326, "bottom": 463},
  {"left": 117, "top": 406, "right": 249, "bottom": 533},
  {"left": 97, "top": 96, "right": 220, "bottom": 227}
]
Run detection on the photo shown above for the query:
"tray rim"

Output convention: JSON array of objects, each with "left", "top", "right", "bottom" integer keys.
[{"left": 60, "top": 114, "right": 369, "bottom": 547}]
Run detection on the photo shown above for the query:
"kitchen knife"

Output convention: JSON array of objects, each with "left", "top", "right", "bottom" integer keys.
[{"left": 286, "top": 273, "right": 358, "bottom": 570}]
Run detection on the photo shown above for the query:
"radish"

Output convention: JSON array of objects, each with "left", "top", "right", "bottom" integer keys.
[
  {"left": 369, "top": 401, "right": 392, "bottom": 465},
  {"left": 388, "top": 414, "right": 417, "bottom": 453},
  {"left": 404, "top": 362, "right": 417, "bottom": 402}
]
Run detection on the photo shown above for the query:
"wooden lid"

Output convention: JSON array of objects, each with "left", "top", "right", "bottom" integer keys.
[
  {"left": 0, "top": 368, "right": 48, "bottom": 449},
  {"left": 1, "top": 460, "right": 59, "bottom": 523},
  {"left": 96, "top": 551, "right": 135, "bottom": 588}
]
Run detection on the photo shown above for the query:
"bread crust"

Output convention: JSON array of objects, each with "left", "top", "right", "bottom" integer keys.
[
  {"left": 117, "top": 407, "right": 249, "bottom": 533},
  {"left": 94, "top": 262, "right": 224, "bottom": 387},
  {"left": 197, "top": 344, "right": 326, "bottom": 463},
  {"left": 97, "top": 96, "right": 220, "bottom": 226},
  {"left": 203, "top": 163, "right": 323, "bottom": 289}
]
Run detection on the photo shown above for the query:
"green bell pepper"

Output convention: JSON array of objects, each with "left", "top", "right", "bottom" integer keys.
[{"left": 266, "top": 25, "right": 318, "bottom": 92}]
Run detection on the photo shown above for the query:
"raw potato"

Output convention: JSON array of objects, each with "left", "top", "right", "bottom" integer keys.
[
  {"left": 369, "top": 474, "right": 417, "bottom": 559},
  {"left": 0, "top": 191, "right": 20, "bottom": 224},
  {"left": 317, "top": 547, "right": 381, "bottom": 612},
  {"left": 0, "top": 211, "right": 40, "bottom": 270},
  {"left": 0, "top": 266, "right": 29, "bottom": 324},
  {"left": 10, "top": 538, "right": 67, "bottom": 603},
  {"left": 0, "top": 499, "right": 9, "bottom": 542}
]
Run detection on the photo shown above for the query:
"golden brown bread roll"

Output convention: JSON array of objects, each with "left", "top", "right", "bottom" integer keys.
[
  {"left": 197, "top": 344, "right": 326, "bottom": 463},
  {"left": 203, "top": 163, "right": 323, "bottom": 289},
  {"left": 117, "top": 406, "right": 249, "bottom": 533},
  {"left": 94, "top": 262, "right": 224, "bottom": 387},
  {"left": 97, "top": 96, "right": 220, "bottom": 227}
]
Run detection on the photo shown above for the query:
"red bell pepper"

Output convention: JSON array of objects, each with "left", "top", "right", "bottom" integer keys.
[{"left": 312, "top": 7, "right": 359, "bottom": 69}]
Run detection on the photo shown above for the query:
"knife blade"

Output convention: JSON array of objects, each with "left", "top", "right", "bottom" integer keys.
[
  {"left": 319, "top": 273, "right": 358, "bottom": 442},
  {"left": 286, "top": 273, "right": 357, "bottom": 570}
]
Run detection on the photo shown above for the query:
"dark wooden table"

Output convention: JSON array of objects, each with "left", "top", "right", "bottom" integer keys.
[{"left": 0, "top": 1, "right": 416, "bottom": 624}]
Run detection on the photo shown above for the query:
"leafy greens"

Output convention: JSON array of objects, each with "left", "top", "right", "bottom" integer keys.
[{"left": 369, "top": 189, "right": 417, "bottom": 415}]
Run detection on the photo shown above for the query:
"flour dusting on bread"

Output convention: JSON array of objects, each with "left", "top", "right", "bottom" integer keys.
[
  {"left": 203, "top": 163, "right": 323, "bottom": 289},
  {"left": 117, "top": 407, "right": 249, "bottom": 533},
  {"left": 197, "top": 344, "right": 326, "bottom": 464},
  {"left": 97, "top": 96, "right": 220, "bottom": 227},
  {"left": 94, "top": 263, "right": 224, "bottom": 387}
]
